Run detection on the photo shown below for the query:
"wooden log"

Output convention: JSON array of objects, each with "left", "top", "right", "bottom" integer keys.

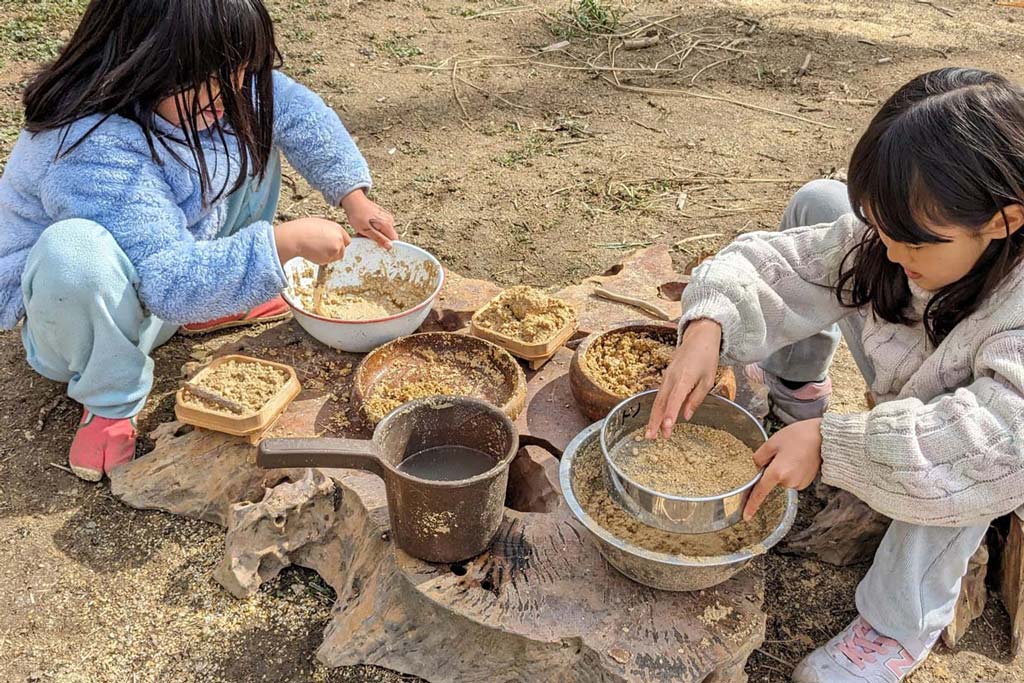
[
  {"left": 942, "top": 542, "right": 988, "bottom": 648},
  {"left": 556, "top": 245, "right": 685, "bottom": 335},
  {"left": 782, "top": 489, "right": 889, "bottom": 566},
  {"left": 113, "top": 397, "right": 770, "bottom": 683},
  {"left": 1001, "top": 512, "right": 1024, "bottom": 658}
]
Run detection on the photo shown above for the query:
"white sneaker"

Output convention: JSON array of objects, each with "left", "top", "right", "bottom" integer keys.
[{"left": 792, "top": 616, "right": 933, "bottom": 683}]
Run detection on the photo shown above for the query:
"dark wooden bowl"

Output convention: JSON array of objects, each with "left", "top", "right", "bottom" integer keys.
[
  {"left": 354, "top": 332, "right": 528, "bottom": 425},
  {"left": 570, "top": 321, "right": 736, "bottom": 421}
]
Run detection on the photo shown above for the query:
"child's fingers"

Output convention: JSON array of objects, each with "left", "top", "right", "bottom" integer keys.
[
  {"left": 743, "top": 465, "right": 779, "bottom": 521},
  {"left": 654, "top": 377, "right": 696, "bottom": 439},
  {"left": 371, "top": 216, "right": 399, "bottom": 240},
  {"left": 364, "top": 225, "right": 393, "bottom": 249},
  {"left": 751, "top": 440, "right": 778, "bottom": 468},
  {"left": 680, "top": 376, "right": 713, "bottom": 422}
]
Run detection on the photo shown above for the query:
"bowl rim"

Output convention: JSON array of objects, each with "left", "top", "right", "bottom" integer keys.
[
  {"left": 281, "top": 239, "right": 445, "bottom": 325},
  {"left": 600, "top": 389, "right": 767, "bottom": 503},
  {"left": 559, "top": 421, "right": 798, "bottom": 568}
]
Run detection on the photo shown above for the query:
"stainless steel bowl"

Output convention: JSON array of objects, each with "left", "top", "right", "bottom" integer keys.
[
  {"left": 600, "top": 390, "right": 767, "bottom": 534},
  {"left": 560, "top": 422, "right": 798, "bottom": 592}
]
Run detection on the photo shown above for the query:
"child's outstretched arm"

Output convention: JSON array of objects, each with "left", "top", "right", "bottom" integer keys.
[
  {"left": 820, "top": 332, "right": 1024, "bottom": 527},
  {"left": 648, "top": 214, "right": 863, "bottom": 435},
  {"left": 271, "top": 71, "right": 396, "bottom": 245},
  {"left": 680, "top": 214, "right": 862, "bottom": 363},
  {"left": 39, "top": 133, "right": 286, "bottom": 324}
]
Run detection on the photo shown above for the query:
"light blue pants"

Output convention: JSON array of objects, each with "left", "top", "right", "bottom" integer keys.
[
  {"left": 21, "top": 153, "right": 282, "bottom": 419},
  {"left": 773, "top": 179, "right": 988, "bottom": 655}
]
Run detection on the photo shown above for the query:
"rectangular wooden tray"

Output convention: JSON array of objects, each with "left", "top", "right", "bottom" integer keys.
[
  {"left": 470, "top": 318, "right": 577, "bottom": 361},
  {"left": 174, "top": 354, "right": 301, "bottom": 439}
]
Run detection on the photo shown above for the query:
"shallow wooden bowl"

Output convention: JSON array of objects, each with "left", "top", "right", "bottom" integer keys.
[{"left": 354, "top": 332, "right": 528, "bottom": 425}]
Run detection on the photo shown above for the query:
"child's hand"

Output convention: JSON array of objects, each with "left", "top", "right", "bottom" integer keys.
[
  {"left": 341, "top": 190, "right": 398, "bottom": 249},
  {"left": 645, "top": 319, "right": 722, "bottom": 439},
  {"left": 274, "top": 217, "right": 351, "bottom": 265},
  {"left": 742, "top": 418, "right": 823, "bottom": 520}
]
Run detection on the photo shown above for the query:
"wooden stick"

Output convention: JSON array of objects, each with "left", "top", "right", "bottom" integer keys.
[
  {"left": 183, "top": 383, "right": 247, "bottom": 414},
  {"left": 914, "top": 0, "right": 955, "bottom": 17},
  {"left": 601, "top": 77, "right": 836, "bottom": 129},
  {"left": 623, "top": 34, "right": 661, "bottom": 50},
  {"left": 312, "top": 263, "right": 330, "bottom": 315},
  {"left": 592, "top": 286, "right": 672, "bottom": 320},
  {"left": 796, "top": 52, "right": 813, "bottom": 78}
]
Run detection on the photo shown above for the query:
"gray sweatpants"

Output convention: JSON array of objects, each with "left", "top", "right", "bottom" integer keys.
[{"left": 767, "top": 179, "right": 988, "bottom": 656}]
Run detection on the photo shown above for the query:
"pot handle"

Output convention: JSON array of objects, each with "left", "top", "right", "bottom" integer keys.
[
  {"left": 518, "top": 433, "right": 563, "bottom": 460},
  {"left": 257, "top": 438, "right": 386, "bottom": 478}
]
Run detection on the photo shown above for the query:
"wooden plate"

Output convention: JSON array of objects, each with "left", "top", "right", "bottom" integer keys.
[{"left": 354, "top": 332, "right": 528, "bottom": 425}]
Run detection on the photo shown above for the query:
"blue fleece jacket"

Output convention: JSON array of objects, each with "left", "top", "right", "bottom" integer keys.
[{"left": 0, "top": 71, "right": 371, "bottom": 329}]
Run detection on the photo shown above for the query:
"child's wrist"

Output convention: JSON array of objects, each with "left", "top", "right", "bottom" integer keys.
[
  {"left": 273, "top": 225, "right": 299, "bottom": 264},
  {"left": 340, "top": 188, "right": 370, "bottom": 213}
]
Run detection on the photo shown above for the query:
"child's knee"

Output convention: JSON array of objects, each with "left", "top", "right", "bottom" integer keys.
[
  {"left": 793, "top": 178, "right": 848, "bottom": 210},
  {"left": 25, "top": 220, "right": 134, "bottom": 296},
  {"left": 783, "top": 179, "right": 851, "bottom": 228}
]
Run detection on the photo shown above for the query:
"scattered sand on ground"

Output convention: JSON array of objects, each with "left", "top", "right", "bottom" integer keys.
[
  {"left": 474, "top": 286, "right": 576, "bottom": 344},
  {"left": 180, "top": 360, "right": 289, "bottom": 415},
  {"left": 610, "top": 424, "right": 759, "bottom": 496}
]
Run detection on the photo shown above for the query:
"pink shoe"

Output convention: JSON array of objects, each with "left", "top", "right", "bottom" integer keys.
[
  {"left": 745, "top": 365, "right": 832, "bottom": 424},
  {"left": 180, "top": 296, "right": 291, "bottom": 335},
  {"left": 68, "top": 410, "right": 138, "bottom": 481},
  {"left": 793, "top": 616, "right": 933, "bottom": 683}
]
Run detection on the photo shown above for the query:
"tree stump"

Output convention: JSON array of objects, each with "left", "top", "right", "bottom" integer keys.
[
  {"left": 942, "top": 543, "right": 988, "bottom": 649},
  {"left": 555, "top": 245, "right": 686, "bottom": 335},
  {"left": 782, "top": 487, "right": 889, "bottom": 566},
  {"left": 112, "top": 390, "right": 770, "bottom": 682},
  {"left": 107, "top": 252, "right": 780, "bottom": 682},
  {"left": 1001, "top": 512, "right": 1024, "bottom": 658}
]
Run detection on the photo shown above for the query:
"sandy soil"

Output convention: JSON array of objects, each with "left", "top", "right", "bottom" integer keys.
[{"left": 2, "top": 0, "right": 1024, "bottom": 681}]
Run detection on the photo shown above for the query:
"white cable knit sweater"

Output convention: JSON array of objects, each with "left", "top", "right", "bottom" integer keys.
[{"left": 680, "top": 213, "right": 1024, "bottom": 527}]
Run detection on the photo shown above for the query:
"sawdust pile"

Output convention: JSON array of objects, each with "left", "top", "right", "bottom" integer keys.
[
  {"left": 181, "top": 360, "right": 289, "bottom": 415},
  {"left": 361, "top": 346, "right": 510, "bottom": 423},
  {"left": 573, "top": 435, "right": 784, "bottom": 556},
  {"left": 474, "top": 286, "right": 576, "bottom": 344},
  {"left": 583, "top": 329, "right": 676, "bottom": 396},
  {"left": 610, "top": 424, "right": 759, "bottom": 497}
]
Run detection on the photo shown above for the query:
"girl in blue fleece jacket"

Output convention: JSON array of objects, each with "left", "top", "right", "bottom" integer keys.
[{"left": 0, "top": 0, "right": 398, "bottom": 481}]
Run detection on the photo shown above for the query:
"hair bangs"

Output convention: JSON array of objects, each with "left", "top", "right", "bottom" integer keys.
[{"left": 849, "top": 119, "right": 952, "bottom": 246}]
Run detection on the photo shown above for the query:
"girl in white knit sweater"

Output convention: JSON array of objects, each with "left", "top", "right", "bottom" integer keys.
[{"left": 648, "top": 67, "right": 1024, "bottom": 683}]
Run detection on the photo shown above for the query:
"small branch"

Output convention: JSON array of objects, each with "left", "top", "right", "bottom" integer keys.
[
  {"left": 795, "top": 52, "right": 813, "bottom": 80},
  {"left": 914, "top": 0, "right": 955, "bottom": 17},
  {"left": 622, "top": 34, "right": 661, "bottom": 50},
  {"left": 36, "top": 394, "right": 64, "bottom": 431},
  {"left": 183, "top": 383, "right": 247, "bottom": 414},
  {"left": 451, "top": 61, "right": 469, "bottom": 119},
  {"left": 755, "top": 648, "right": 796, "bottom": 668},
  {"left": 602, "top": 77, "right": 836, "bottom": 129},
  {"left": 592, "top": 286, "right": 673, "bottom": 321}
]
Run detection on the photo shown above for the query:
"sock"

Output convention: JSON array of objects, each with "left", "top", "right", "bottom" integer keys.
[{"left": 780, "top": 378, "right": 825, "bottom": 390}]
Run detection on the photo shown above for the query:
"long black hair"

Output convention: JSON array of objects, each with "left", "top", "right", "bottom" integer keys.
[
  {"left": 23, "top": 0, "right": 281, "bottom": 202},
  {"left": 838, "top": 67, "right": 1024, "bottom": 346}
]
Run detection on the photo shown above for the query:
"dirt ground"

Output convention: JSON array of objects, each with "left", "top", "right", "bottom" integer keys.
[{"left": 2, "top": 0, "right": 1024, "bottom": 681}]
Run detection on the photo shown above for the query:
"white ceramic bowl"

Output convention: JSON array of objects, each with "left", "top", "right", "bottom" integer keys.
[{"left": 282, "top": 239, "right": 444, "bottom": 353}]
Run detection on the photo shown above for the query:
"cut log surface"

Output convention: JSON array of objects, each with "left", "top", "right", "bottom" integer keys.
[
  {"left": 1002, "top": 513, "right": 1024, "bottom": 658},
  {"left": 109, "top": 255, "right": 774, "bottom": 682}
]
